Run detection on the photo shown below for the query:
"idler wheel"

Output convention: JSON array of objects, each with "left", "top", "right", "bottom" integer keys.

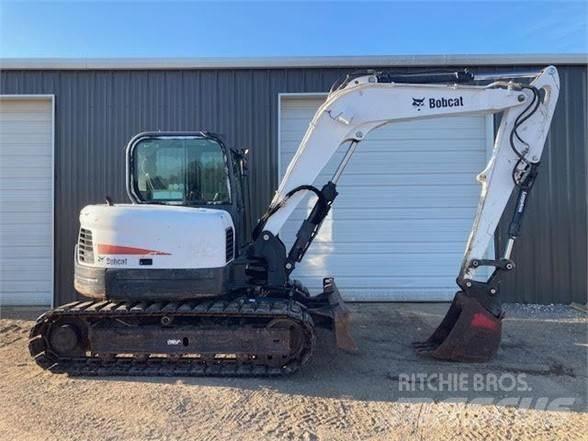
[
  {"left": 267, "top": 318, "right": 305, "bottom": 360},
  {"left": 49, "top": 324, "right": 80, "bottom": 355}
]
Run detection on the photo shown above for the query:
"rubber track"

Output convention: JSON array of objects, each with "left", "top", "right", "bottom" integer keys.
[{"left": 28, "top": 298, "right": 315, "bottom": 377}]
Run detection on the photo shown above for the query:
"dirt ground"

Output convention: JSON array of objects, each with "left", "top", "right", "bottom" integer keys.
[{"left": 0, "top": 303, "right": 586, "bottom": 441}]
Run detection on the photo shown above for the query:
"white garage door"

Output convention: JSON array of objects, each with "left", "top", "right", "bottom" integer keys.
[
  {"left": 0, "top": 97, "right": 53, "bottom": 306},
  {"left": 279, "top": 96, "right": 492, "bottom": 301}
]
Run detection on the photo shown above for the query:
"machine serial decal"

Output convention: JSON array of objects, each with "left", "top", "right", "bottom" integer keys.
[{"left": 96, "top": 244, "right": 171, "bottom": 255}]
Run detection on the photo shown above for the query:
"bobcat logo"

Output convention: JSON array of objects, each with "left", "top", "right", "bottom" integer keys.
[{"left": 412, "top": 97, "right": 426, "bottom": 110}]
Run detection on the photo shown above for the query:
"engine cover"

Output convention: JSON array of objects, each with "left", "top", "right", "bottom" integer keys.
[
  {"left": 74, "top": 204, "right": 235, "bottom": 300},
  {"left": 78, "top": 204, "right": 234, "bottom": 269}
]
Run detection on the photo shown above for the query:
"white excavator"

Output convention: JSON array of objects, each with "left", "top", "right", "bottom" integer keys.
[{"left": 29, "top": 66, "right": 559, "bottom": 376}]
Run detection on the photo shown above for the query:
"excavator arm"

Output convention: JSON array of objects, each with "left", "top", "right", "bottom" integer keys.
[{"left": 251, "top": 66, "right": 559, "bottom": 362}]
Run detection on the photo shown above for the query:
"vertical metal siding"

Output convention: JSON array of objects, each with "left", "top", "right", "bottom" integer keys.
[{"left": 1, "top": 64, "right": 586, "bottom": 305}]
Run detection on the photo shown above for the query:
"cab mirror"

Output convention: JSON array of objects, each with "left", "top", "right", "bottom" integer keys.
[{"left": 237, "top": 148, "right": 249, "bottom": 176}]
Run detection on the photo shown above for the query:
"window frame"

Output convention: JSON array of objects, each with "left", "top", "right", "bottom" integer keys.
[{"left": 126, "top": 132, "right": 233, "bottom": 206}]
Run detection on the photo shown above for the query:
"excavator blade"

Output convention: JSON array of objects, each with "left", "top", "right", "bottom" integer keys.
[
  {"left": 332, "top": 301, "right": 357, "bottom": 353},
  {"left": 324, "top": 278, "right": 358, "bottom": 352},
  {"left": 413, "top": 292, "right": 502, "bottom": 362}
]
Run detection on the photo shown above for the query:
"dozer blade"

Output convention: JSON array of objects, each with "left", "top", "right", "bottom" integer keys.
[
  {"left": 324, "top": 278, "right": 358, "bottom": 353},
  {"left": 413, "top": 292, "right": 502, "bottom": 362}
]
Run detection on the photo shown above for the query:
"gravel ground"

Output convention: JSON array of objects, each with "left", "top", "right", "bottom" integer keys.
[{"left": 0, "top": 303, "right": 586, "bottom": 441}]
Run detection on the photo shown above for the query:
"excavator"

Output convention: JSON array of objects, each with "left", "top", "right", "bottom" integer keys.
[{"left": 29, "top": 66, "right": 559, "bottom": 376}]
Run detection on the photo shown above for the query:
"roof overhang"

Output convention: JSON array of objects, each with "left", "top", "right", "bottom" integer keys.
[{"left": 1, "top": 54, "right": 586, "bottom": 70}]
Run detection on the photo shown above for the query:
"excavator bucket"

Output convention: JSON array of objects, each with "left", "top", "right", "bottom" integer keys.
[{"left": 413, "top": 292, "right": 502, "bottom": 362}]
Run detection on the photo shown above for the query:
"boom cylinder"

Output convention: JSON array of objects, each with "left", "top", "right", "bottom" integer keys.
[
  {"left": 332, "top": 141, "right": 359, "bottom": 184},
  {"left": 503, "top": 165, "right": 539, "bottom": 260}
]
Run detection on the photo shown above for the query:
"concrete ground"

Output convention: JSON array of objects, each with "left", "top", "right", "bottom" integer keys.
[{"left": 0, "top": 303, "right": 586, "bottom": 441}]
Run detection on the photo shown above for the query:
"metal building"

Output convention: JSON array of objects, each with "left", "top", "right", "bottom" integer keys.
[{"left": 0, "top": 55, "right": 586, "bottom": 306}]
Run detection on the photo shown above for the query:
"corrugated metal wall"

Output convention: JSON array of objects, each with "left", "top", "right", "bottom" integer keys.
[{"left": 1, "top": 64, "right": 586, "bottom": 305}]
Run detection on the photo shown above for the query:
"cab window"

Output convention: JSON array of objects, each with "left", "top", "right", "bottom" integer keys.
[{"left": 133, "top": 137, "right": 231, "bottom": 204}]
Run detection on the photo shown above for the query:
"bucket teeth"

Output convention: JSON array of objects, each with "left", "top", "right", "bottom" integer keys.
[{"left": 412, "top": 341, "right": 440, "bottom": 352}]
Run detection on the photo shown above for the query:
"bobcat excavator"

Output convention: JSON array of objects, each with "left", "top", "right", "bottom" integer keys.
[{"left": 29, "top": 66, "right": 559, "bottom": 376}]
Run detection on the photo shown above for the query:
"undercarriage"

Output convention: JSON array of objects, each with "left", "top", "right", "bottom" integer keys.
[{"left": 29, "top": 279, "right": 354, "bottom": 376}]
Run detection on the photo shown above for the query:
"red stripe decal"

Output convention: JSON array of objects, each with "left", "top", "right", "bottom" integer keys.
[
  {"left": 97, "top": 244, "right": 171, "bottom": 256},
  {"left": 470, "top": 312, "right": 499, "bottom": 331}
]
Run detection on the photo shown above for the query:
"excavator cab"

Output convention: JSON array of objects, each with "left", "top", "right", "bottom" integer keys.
[{"left": 127, "top": 132, "right": 250, "bottom": 246}]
